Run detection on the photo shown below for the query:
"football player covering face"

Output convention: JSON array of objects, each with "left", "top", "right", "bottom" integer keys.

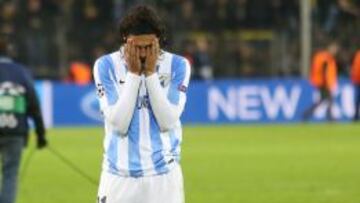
[{"left": 94, "top": 5, "right": 190, "bottom": 203}]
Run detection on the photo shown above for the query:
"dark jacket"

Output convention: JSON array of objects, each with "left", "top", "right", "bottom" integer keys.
[{"left": 0, "top": 57, "right": 45, "bottom": 143}]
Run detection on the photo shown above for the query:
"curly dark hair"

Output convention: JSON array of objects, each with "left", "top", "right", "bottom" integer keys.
[{"left": 118, "top": 5, "right": 166, "bottom": 47}]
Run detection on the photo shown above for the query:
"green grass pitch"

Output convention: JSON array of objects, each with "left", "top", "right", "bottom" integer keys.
[{"left": 17, "top": 124, "right": 360, "bottom": 203}]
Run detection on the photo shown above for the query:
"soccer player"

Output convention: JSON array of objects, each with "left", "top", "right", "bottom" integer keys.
[
  {"left": 0, "top": 34, "right": 47, "bottom": 203},
  {"left": 93, "top": 5, "right": 191, "bottom": 203},
  {"left": 302, "top": 41, "right": 339, "bottom": 121}
]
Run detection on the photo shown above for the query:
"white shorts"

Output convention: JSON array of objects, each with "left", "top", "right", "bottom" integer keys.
[{"left": 97, "top": 164, "right": 184, "bottom": 203}]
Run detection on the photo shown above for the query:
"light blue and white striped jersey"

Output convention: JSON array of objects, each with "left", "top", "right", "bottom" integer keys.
[{"left": 93, "top": 49, "right": 191, "bottom": 177}]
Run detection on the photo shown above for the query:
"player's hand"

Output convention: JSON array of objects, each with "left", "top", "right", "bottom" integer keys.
[
  {"left": 125, "top": 39, "right": 142, "bottom": 75},
  {"left": 144, "top": 38, "right": 159, "bottom": 77},
  {"left": 37, "top": 136, "right": 48, "bottom": 149}
]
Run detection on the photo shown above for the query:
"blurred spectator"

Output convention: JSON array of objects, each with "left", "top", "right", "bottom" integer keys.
[
  {"left": 315, "top": 0, "right": 360, "bottom": 33},
  {"left": 229, "top": 0, "right": 248, "bottom": 28},
  {"left": 67, "top": 61, "right": 92, "bottom": 85},
  {"left": 0, "top": 1, "right": 18, "bottom": 36},
  {"left": 303, "top": 41, "right": 340, "bottom": 121},
  {"left": 192, "top": 37, "right": 214, "bottom": 80},
  {"left": 315, "top": 0, "right": 339, "bottom": 33},
  {"left": 173, "top": 0, "right": 200, "bottom": 31},
  {"left": 18, "top": 0, "right": 59, "bottom": 77},
  {"left": 0, "top": 1, "right": 19, "bottom": 59},
  {"left": 0, "top": 0, "right": 358, "bottom": 79},
  {"left": 351, "top": 49, "right": 360, "bottom": 121},
  {"left": 270, "top": 0, "right": 299, "bottom": 31},
  {"left": 209, "top": 0, "right": 232, "bottom": 30},
  {"left": 71, "top": 0, "right": 113, "bottom": 64},
  {"left": 182, "top": 38, "right": 195, "bottom": 66},
  {"left": 233, "top": 41, "right": 263, "bottom": 77},
  {"left": 338, "top": 0, "right": 360, "bottom": 17}
]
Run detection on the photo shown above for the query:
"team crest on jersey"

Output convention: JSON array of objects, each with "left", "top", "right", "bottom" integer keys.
[
  {"left": 96, "top": 83, "right": 105, "bottom": 98},
  {"left": 158, "top": 73, "right": 170, "bottom": 87}
]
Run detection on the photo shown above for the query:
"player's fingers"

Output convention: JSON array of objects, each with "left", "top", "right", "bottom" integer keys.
[
  {"left": 126, "top": 38, "right": 133, "bottom": 55},
  {"left": 143, "top": 47, "right": 150, "bottom": 62},
  {"left": 154, "top": 38, "right": 159, "bottom": 57},
  {"left": 129, "top": 40, "right": 133, "bottom": 55},
  {"left": 150, "top": 39, "right": 156, "bottom": 58},
  {"left": 145, "top": 45, "right": 151, "bottom": 60},
  {"left": 135, "top": 46, "right": 140, "bottom": 63},
  {"left": 124, "top": 43, "right": 129, "bottom": 60},
  {"left": 150, "top": 44, "right": 155, "bottom": 60},
  {"left": 130, "top": 40, "right": 136, "bottom": 64},
  {"left": 148, "top": 40, "right": 155, "bottom": 60}
]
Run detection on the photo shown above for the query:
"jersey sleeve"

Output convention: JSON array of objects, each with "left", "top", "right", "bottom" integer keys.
[
  {"left": 22, "top": 68, "right": 45, "bottom": 138},
  {"left": 145, "top": 56, "right": 191, "bottom": 132},
  {"left": 93, "top": 56, "right": 118, "bottom": 112},
  {"left": 93, "top": 56, "right": 141, "bottom": 135},
  {"left": 167, "top": 55, "right": 191, "bottom": 114}
]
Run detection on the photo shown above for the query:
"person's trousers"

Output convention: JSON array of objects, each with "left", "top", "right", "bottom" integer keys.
[
  {"left": 0, "top": 137, "right": 24, "bottom": 203},
  {"left": 303, "top": 87, "right": 334, "bottom": 121}
]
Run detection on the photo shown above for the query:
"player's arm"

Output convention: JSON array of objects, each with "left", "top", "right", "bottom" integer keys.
[
  {"left": 22, "top": 68, "right": 47, "bottom": 149},
  {"left": 93, "top": 40, "right": 142, "bottom": 135},
  {"left": 145, "top": 39, "right": 191, "bottom": 132}
]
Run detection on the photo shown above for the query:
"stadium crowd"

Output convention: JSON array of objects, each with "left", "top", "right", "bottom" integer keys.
[{"left": 0, "top": 0, "right": 359, "bottom": 80}]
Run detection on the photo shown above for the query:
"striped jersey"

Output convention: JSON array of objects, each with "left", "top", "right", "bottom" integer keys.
[{"left": 93, "top": 49, "right": 191, "bottom": 177}]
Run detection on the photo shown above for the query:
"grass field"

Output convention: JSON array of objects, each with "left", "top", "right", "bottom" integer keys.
[{"left": 17, "top": 124, "right": 360, "bottom": 203}]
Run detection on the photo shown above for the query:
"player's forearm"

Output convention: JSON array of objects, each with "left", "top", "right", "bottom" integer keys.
[
  {"left": 145, "top": 73, "right": 180, "bottom": 132},
  {"left": 104, "top": 72, "right": 141, "bottom": 134},
  {"left": 26, "top": 85, "right": 46, "bottom": 137}
]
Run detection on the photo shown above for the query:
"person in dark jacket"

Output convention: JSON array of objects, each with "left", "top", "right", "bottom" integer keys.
[{"left": 0, "top": 34, "right": 47, "bottom": 203}]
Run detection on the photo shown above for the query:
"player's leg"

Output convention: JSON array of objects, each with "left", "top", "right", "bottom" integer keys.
[
  {"left": 97, "top": 164, "right": 184, "bottom": 203},
  {"left": 166, "top": 164, "right": 185, "bottom": 203},
  {"left": 324, "top": 89, "right": 334, "bottom": 121},
  {"left": 141, "top": 163, "right": 185, "bottom": 203},
  {"left": 302, "top": 87, "right": 326, "bottom": 120},
  {"left": 97, "top": 171, "right": 140, "bottom": 203},
  {"left": 97, "top": 171, "right": 110, "bottom": 203},
  {"left": 0, "top": 137, "right": 23, "bottom": 203}
]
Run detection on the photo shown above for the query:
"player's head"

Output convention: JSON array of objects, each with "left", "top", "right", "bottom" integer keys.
[
  {"left": 118, "top": 5, "right": 166, "bottom": 58},
  {"left": 327, "top": 40, "right": 339, "bottom": 56}
]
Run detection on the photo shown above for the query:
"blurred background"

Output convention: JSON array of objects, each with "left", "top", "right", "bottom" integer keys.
[
  {"left": 1, "top": 0, "right": 359, "bottom": 80},
  {"left": 1, "top": 1, "right": 360, "bottom": 203}
]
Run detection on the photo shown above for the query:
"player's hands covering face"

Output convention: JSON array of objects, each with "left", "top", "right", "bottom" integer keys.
[
  {"left": 144, "top": 38, "right": 159, "bottom": 76},
  {"left": 124, "top": 35, "right": 159, "bottom": 76},
  {"left": 124, "top": 38, "right": 142, "bottom": 75}
]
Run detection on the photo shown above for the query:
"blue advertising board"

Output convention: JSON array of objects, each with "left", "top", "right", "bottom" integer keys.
[
  {"left": 36, "top": 78, "right": 357, "bottom": 127},
  {"left": 52, "top": 83, "right": 101, "bottom": 126},
  {"left": 185, "top": 79, "right": 355, "bottom": 124}
]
